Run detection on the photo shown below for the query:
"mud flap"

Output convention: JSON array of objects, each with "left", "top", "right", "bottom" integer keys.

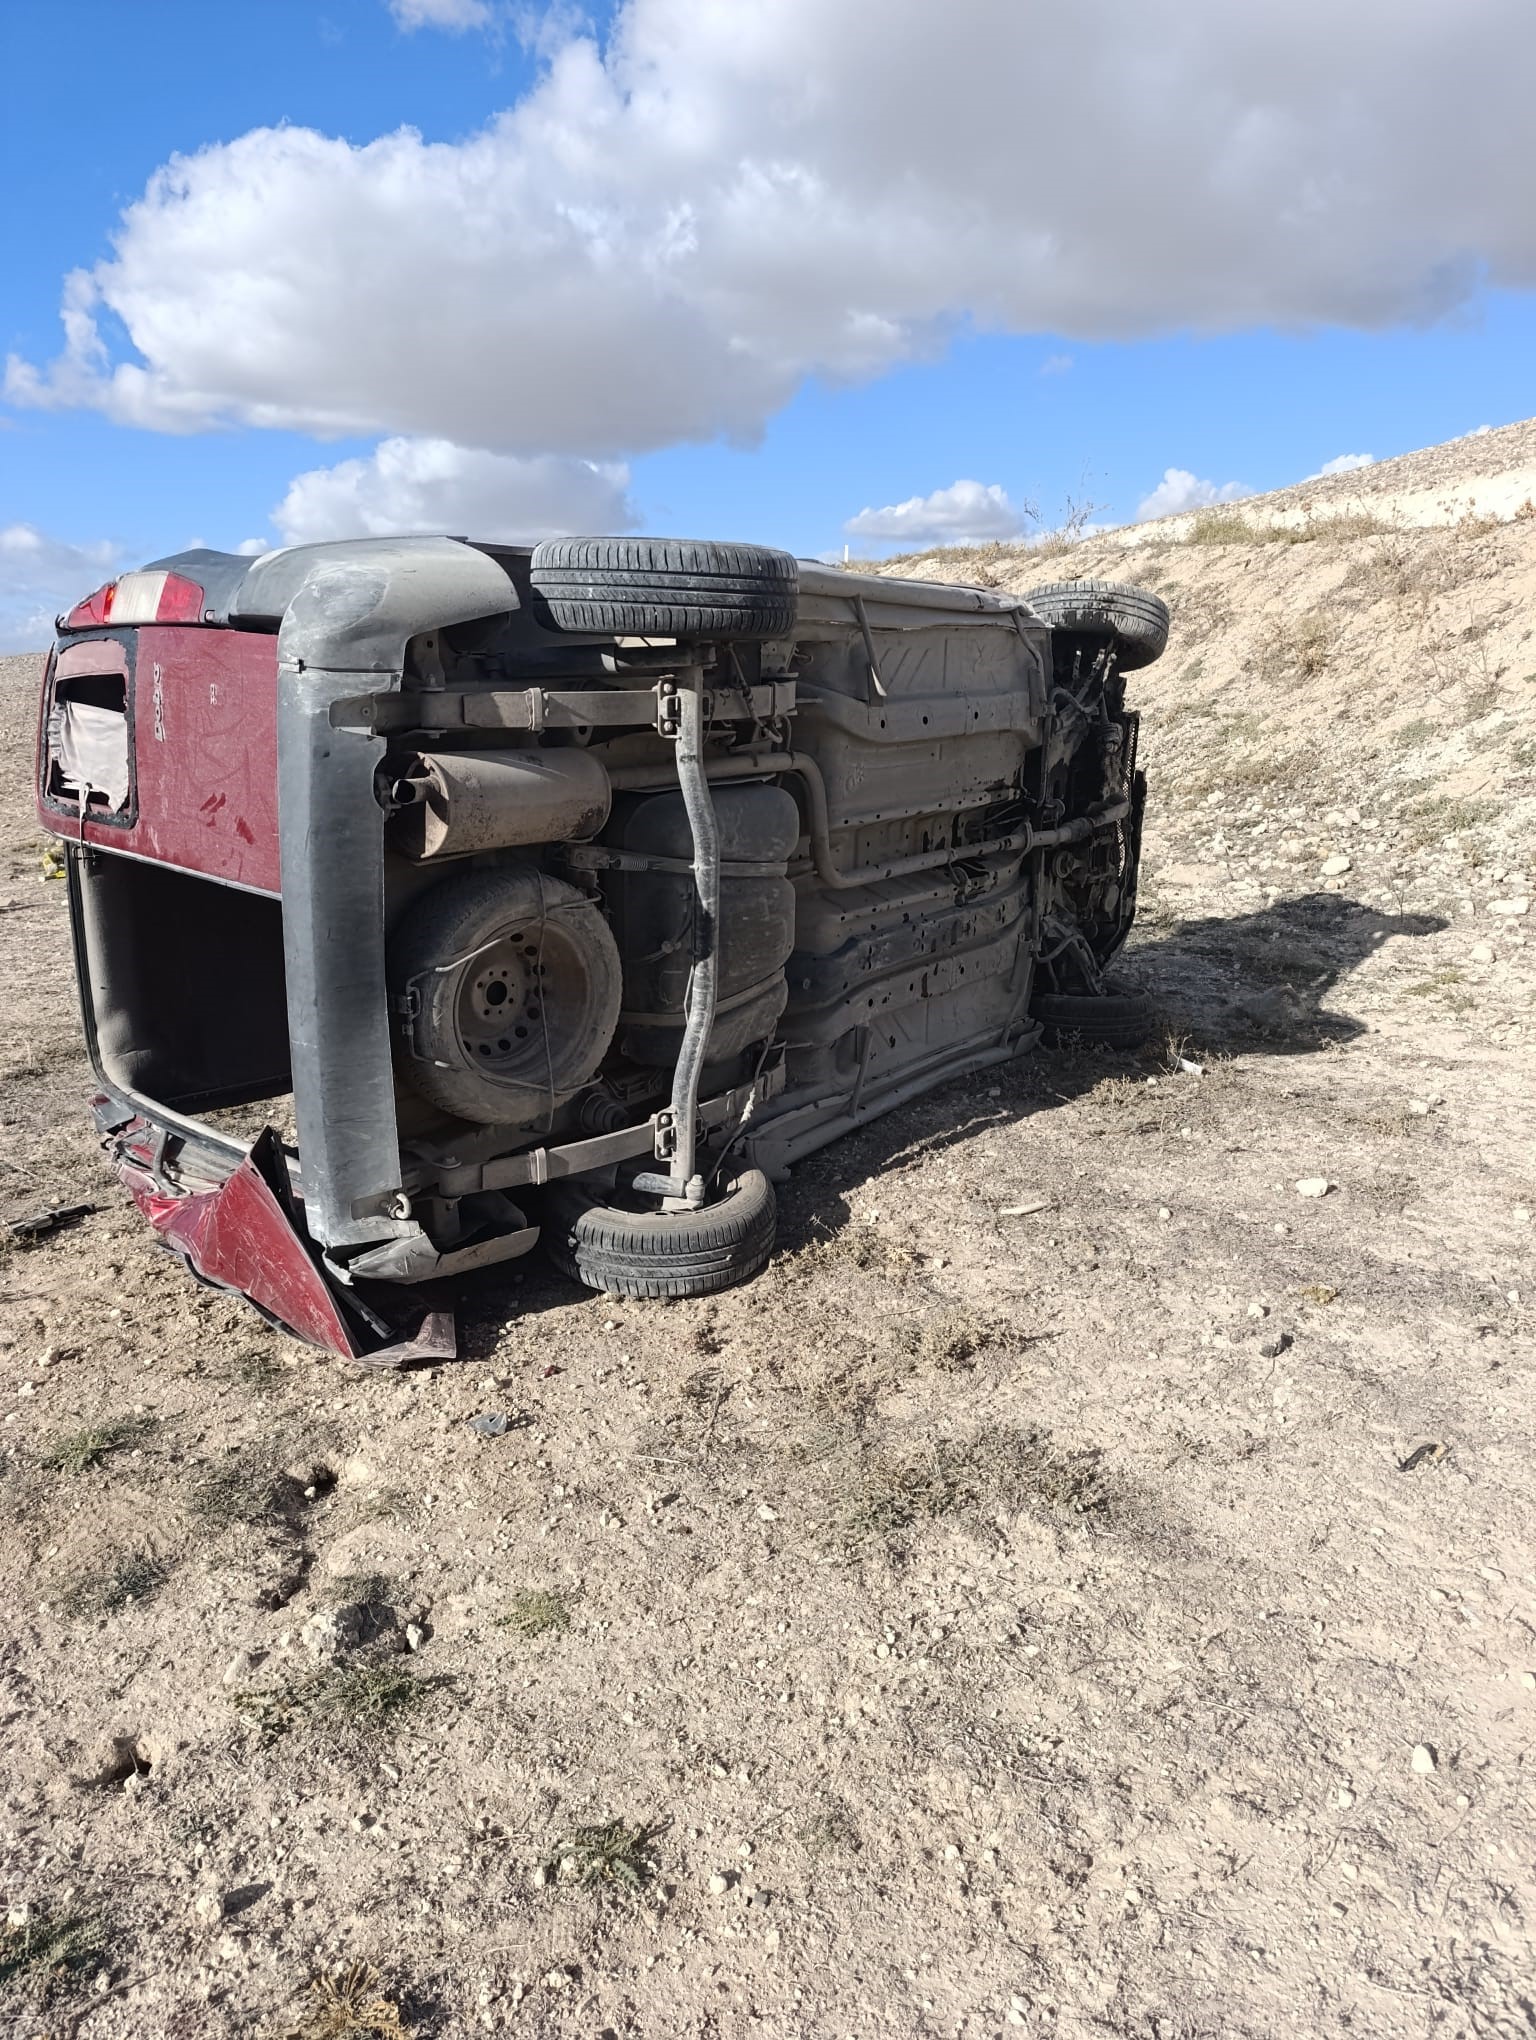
[{"left": 116, "top": 1126, "right": 454, "bottom": 1365}]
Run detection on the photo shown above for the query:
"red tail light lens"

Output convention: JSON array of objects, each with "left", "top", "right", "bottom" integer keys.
[
  {"left": 148, "top": 572, "right": 206, "bottom": 623},
  {"left": 62, "top": 570, "right": 206, "bottom": 632},
  {"left": 63, "top": 583, "right": 115, "bottom": 629}
]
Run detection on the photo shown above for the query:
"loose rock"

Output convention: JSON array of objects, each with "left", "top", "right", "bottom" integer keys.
[
  {"left": 1295, "top": 1177, "right": 1333, "bottom": 1199},
  {"left": 299, "top": 1601, "right": 400, "bottom": 1663}
]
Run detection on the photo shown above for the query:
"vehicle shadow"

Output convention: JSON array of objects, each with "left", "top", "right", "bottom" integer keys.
[{"left": 455, "top": 890, "right": 1447, "bottom": 1349}]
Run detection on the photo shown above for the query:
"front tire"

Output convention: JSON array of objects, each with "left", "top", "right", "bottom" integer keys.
[
  {"left": 1023, "top": 580, "right": 1170, "bottom": 672},
  {"left": 1030, "top": 986, "right": 1153, "bottom": 1050},
  {"left": 543, "top": 1166, "right": 777, "bottom": 1299}
]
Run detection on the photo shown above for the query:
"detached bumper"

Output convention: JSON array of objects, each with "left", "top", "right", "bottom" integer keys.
[{"left": 95, "top": 1097, "right": 454, "bottom": 1366}]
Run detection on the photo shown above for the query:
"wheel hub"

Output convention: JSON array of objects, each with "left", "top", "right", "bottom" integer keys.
[{"left": 458, "top": 934, "right": 548, "bottom": 1068}]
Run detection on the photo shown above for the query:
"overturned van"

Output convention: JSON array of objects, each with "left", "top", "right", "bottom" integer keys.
[{"left": 36, "top": 536, "right": 1166, "bottom": 1361}]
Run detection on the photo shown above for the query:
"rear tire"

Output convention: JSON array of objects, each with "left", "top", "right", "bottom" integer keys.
[
  {"left": 543, "top": 1166, "right": 777, "bottom": 1299},
  {"left": 1023, "top": 580, "right": 1170, "bottom": 672},
  {"left": 527, "top": 537, "right": 798, "bottom": 640},
  {"left": 1030, "top": 986, "right": 1152, "bottom": 1050}
]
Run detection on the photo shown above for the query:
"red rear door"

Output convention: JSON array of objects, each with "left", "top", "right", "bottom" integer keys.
[{"left": 38, "top": 625, "right": 281, "bottom": 894}]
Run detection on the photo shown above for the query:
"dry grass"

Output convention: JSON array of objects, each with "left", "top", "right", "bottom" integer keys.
[
  {"left": 58, "top": 1549, "right": 173, "bottom": 1620},
  {"left": 189, "top": 1450, "right": 309, "bottom": 1530},
  {"left": 787, "top": 1221, "right": 917, "bottom": 1282},
  {"left": 41, "top": 1414, "right": 153, "bottom": 1475},
  {"left": 1248, "top": 611, "right": 1336, "bottom": 685},
  {"left": 1181, "top": 507, "right": 1397, "bottom": 547},
  {"left": 0, "top": 1906, "right": 104, "bottom": 2003},
  {"left": 1402, "top": 794, "right": 1494, "bottom": 849},
  {"left": 280, "top": 1960, "right": 410, "bottom": 2039},
  {"left": 839, "top": 1426, "right": 1110, "bottom": 1547},
  {"left": 1342, "top": 532, "right": 1461, "bottom": 604},
  {"left": 893, "top": 1304, "right": 1017, "bottom": 1371},
  {"left": 234, "top": 1663, "right": 450, "bottom": 1740}
]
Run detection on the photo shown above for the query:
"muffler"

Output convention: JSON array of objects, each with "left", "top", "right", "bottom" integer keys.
[{"left": 387, "top": 747, "right": 610, "bottom": 860}]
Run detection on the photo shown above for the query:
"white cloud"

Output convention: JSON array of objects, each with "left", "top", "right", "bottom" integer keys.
[
  {"left": 8, "top": 1, "right": 1535, "bottom": 460},
  {"left": 844, "top": 480, "right": 1030, "bottom": 548},
  {"left": 386, "top": 0, "right": 492, "bottom": 29},
  {"left": 1308, "top": 452, "right": 1375, "bottom": 477},
  {"left": 0, "top": 524, "right": 120, "bottom": 651},
  {"left": 1039, "top": 354, "right": 1074, "bottom": 376},
  {"left": 1136, "top": 468, "right": 1249, "bottom": 521},
  {"left": 272, "top": 436, "right": 634, "bottom": 545}
]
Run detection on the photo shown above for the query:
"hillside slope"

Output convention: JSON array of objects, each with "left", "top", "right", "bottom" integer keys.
[{"left": 876, "top": 481, "right": 1536, "bottom": 972}]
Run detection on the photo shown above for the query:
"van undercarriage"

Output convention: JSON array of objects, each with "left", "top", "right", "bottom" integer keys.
[{"left": 38, "top": 536, "right": 1164, "bottom": 1361}]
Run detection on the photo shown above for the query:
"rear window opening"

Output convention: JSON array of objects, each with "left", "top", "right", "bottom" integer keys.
[
  {"left": 47, "top": 669, "right": 132, "bottom": 816},
  {"left": 76, "top": 855, "right": 291, "bottom": 1117}
]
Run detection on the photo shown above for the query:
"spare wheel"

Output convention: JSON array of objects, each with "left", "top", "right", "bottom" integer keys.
[
  {"left": 391, "top": 866, "right": 622, "bottom": 1125},
  {"left": 527, "top": 536, "right": 798, "bottom": 640}
]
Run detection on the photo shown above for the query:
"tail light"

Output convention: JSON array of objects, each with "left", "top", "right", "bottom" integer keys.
[{"left": 62, "top": 570, "right": 206, "bottom": 631}]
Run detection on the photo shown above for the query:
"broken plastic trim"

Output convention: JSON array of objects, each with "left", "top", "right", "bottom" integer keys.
[{"left": 96, "top": 1100, "right": 453, "bottom": 1365}]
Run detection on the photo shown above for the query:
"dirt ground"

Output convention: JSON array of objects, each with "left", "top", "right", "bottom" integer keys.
[{"left": 1, "top": 473, "right": 1534, "bottom": 2039}]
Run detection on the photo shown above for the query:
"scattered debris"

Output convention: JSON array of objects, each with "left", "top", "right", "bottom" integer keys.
[
  {"left": 6, "top": 1201, "right": 95, "bottom": 1241},
  {"left": 466, "top": 1411, "right": 529, "bottom": 1439},
  {"left": 1295, "top": 1177, "right": 1334, "bottom": 1198},
  {"left": 1410, "top": 1743, "right": 1438, "bottom": 1774},
  {"left": 1398, "top": 1440, "right": 1450, "bottom": 1473},
  {"left": 998, "top": 1200, "right": 1052, "bottom": 1218}
]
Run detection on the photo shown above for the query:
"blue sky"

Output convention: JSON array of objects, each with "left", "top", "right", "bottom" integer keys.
[{"left": 3, "top": 0, "right": 1533, "bottom": 646}]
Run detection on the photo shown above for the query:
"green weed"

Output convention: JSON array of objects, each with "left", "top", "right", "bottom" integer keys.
[
  {"left": 41, "top": 1415, "right": 153, "bottom": 1476},
  {"left": 497, "top": 1589, "right": 574, "bottom": 1640},
  {"left": 0, "top": 1907, "right": 104, "bottom": 2002},
  {"left": 546, "top": 1819, "right": 663, "bottom": 1898}
]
